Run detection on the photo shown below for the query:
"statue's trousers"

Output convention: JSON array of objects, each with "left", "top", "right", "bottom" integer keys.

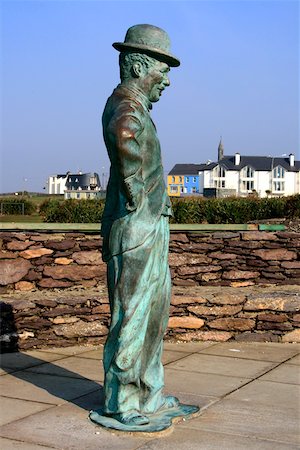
[{"left": 103, "top": 216, "right": 171, "bottom": 415}]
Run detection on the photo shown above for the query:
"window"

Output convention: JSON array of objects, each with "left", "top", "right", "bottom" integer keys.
[
  {"left": 191, "top": 187, "right": 197, "bottom": 193},
  {"left": 180, "top": 186, "right": 184, "bottom": 193},
  {"left": 273, "top": 181, "right": 285, "bottom": 192},
  {"left": 76, "top": 193, "right": 80, "bottom": 199},
  {"left": 186, "top": 177, "right": 189, "bottom": 182},
  {"left": 242, "top": 166, "right": 254, "bottom": 178},
  {"left": 273, "top": 167, "right": 285, "bottom": 179},
  {"left": 179, "top": 176, "right": 182, "bottom": 182},
  {"left": 193, "top": 177, "right": 197, "bottom": 182},
  {"left": 242, "top": 180, "right": 254, "bottom": 191},
  {"left": 172, "top": 176, "right": 175, "bottom": 182},
  {"left": 170, "top": 186, "right": 178, "bottom": 193}
]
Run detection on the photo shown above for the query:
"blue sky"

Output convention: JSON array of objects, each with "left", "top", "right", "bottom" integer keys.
[{"left": 1, "top": 0, "right": 299, "bottom": 193}]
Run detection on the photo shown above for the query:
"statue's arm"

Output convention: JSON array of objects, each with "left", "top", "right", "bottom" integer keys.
[{"left": 114, "top": 113, "right": 144, "bottom": 211}]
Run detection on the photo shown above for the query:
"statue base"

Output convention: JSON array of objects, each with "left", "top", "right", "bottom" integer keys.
[{"left": 89, "top": 404, "right": 200, "bottom": 434}]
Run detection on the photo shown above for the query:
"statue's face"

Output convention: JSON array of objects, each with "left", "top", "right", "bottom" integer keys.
[{"left": 142, "top": 60, "right": 170, "bottom": 103}]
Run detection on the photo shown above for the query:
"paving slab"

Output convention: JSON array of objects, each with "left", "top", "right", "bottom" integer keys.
[
  {"left": 162, "top": 350, "right": 190, "bottom": 365},
  {"left": 0, "top": 437, "right": 56, "bottom": 450},
  {"left": 0, "top": 390, "right": 150, "bottom": 450},
  {"left": 199, "top": 342, "right": 300, "bottom": 362},
  {"left": 166, "top": 353, "right": 277, "bottom": 378},
  {"left": 136, "top": 426, "right": 298, "bottom": 450},
  {"left": 74, "top": 347, "right": 104, "bottom": 359},
  {"left": 0, "top": 372, "right": 100, "bottom": 405},
  {"left": 0, "top": 397, "right": 53, "bottom": 426},
  {"left": 288, "top": 354, "right": 300, "bottom": 365},
  {"left": 164, "top": 367, "right": 251, "bottom": 397},
  {"left": 24, "top": 356, "right": 104, "bottom": 382},
  {"left": 259, "top": 363, "right": 300, "bottom": 385},
  {"left": 0, "top": 351, "right": 66, "bottom": 372},
  {"left": 185, "top": 380, "right": 300, "bottom": 445},
  {"left": 163, "top": 342, "right": 216, "bottom": 352},
  {"left": 41, "top": 345, "right": 101, "bottom": 356}
]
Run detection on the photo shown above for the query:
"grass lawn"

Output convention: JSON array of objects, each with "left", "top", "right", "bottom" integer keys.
[{"left": 0, "top": 214, "right": 43, "bottom": 223}]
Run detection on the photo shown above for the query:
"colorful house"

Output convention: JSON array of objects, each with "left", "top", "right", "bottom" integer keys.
[{"left": 167, "top": 164, "right": 205, "bottom": 196}]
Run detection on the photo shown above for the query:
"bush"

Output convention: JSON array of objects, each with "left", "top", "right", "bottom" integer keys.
[
  {"left": 40, "top": 198, "right": 105, "bottom": 223},
  {"left": 170, "top": 195, "right": 300, "bottom": 224},
  {"left": 0, "top": 197, "right": 36, "bottom": 215},
  {"left": 39, "top": 194, "right": 300, "bottom": 224}
]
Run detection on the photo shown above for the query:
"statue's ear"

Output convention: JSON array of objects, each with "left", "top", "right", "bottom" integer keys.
[{"left": 132, "top": 62, "right": 143, "bottom": 78}]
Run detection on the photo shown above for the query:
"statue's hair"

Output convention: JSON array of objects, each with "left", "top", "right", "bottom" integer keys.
[{"left": 119, "top": 52, "right": 157, "bottom": 82}]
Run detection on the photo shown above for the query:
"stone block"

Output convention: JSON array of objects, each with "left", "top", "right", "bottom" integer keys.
[
  {"left": 282, "top": 329, "right": 300, "bottom": 343},
  {"left": 15, "top": 281, "right": 35, "bottom": 291},
  {"left": 281, "top": 261, "right": 300, "bottom": 269},
  {"left": 257, "top": 313, "right": 288, "bottom": 322},
  {"left": 210, "top": 293, "right": 245, "bottom": 305},
  {"left": 6, "top": 241, "right": 32, "bottom": 251},
  {"left": 43, "top": 264, "right": 102, "bottom": 281},
  {"left": 20, "top": 248, "right": 53, "bottom": 259},
  {"left": 168, "top": 316, "right": 204, "bottom": 329},
  {"left": 54, "top": 319, "right": 108, "bottom": 337},
  {"left": 257, "top": 321, "right": 293, "bottom": 331},
  {"left": 45, "top": 239, "right": 76, "bottom": 250},
  {"left": 209, "top": 318, "right": 255, "bottom": 331},
  {"left": 0, "top": 251, "right": 18, "bottom": 259},
  {"left": 169, "top": 253, "right": 211, "bottom": 267},
  {"left": 241, "top": 231, "right": 278, "bottom": 241},
  {"left": 170, "top": 233, "right": 189, "bottom": 243},
  {"left": 222, "top": 270, "right": 260, "bottom": 280},
  {"left": 72, "top": 251, "right": 102, "bottom": 265},
  {"left": 38, "top": 279, "right": 74, "bottom": 288},
  {"left": 171, "top": 295, "right": 207, "bottom": 305},
  {"left": 208, "top": 251, "right": 238, "bottom": 260},
  {"left": 174, "top": 330, "right": 233, "bottom": 342},
  {"left": 54, "top": 257, "right": 73, "bottom": 265},
  {"left": 172, "top": 278, "right": 197, "bottom": 286},
  {"left": 202, "top": 272, "right": 222, "bottom": 282},
  {"left": 253, "top": 249, "right": 297, "bottom": 261},
  {"left": 245, "top": 293, "right": 300, "bottom": 312},
  {"left": 0, "top": 258, "right": 32, "bottom": 285},
  {"left": 188, "top": 304, "right": 242, "bottom": 316}
]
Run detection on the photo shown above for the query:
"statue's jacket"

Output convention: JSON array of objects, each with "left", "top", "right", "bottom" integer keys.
[{"left": 101, "top": 84, "right": 172, "bottom": 262}]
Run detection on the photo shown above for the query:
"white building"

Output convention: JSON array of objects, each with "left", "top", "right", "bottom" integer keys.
[
  {"left": 46, "top": 172, "right": 102, "bottom": 198},
  {"left": 200, "top": 145, "right": 299, "bottom": 197},
  {"left": 169, "top": 141, "right": 300, "bottom": 198},
  {"left": 46, "top": 173, "right": 68, "bottom": 194}
]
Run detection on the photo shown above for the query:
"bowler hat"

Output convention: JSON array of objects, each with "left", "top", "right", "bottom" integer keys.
[{"left": 113, "top": 24, "right": 180, "bottom": 67}]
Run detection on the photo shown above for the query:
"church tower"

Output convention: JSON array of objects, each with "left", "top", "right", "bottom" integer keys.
[{"left": 218, "top": 138, "right": 224, "bottom": 161}]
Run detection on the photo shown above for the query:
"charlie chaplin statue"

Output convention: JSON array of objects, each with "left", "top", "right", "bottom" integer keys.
[{"left": 89, "top": 24, "right": 199, "bottom": 432}]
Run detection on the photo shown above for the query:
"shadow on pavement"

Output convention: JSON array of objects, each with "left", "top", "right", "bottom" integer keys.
[{"left": 0, "top": 302, "right": 104, "bottom": 411}]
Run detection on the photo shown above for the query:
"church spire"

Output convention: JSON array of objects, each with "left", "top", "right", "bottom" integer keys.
[{"left": 218, "top": 137, "right": 224, "bottom": 161}]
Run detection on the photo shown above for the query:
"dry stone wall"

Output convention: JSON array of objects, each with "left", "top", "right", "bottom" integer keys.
[{"left": 0, "top": 229, "right": 299, "bottom": 350}]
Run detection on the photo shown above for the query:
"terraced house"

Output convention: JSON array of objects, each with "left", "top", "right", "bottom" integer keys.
[{"left": 168, "top": 141, "right": 300, "bottom": 198}]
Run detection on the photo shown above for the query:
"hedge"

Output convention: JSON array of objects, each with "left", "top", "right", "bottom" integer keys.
[
  {"left": 0, "top": 197, "right": 36, "bottom": 215},
  {"left": 40, "top": 198, "right": 105, "bottom": 223},
  {"left": 40, "top": 195, "right": 300, "bottom": 224}
]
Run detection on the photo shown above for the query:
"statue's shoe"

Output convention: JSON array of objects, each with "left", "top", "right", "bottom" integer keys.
[
  {"left": 111, "top": 411, "right": 150, "bottom": 426},
  {"left": 157, "top": 395, "right": 180, "bottom": 412}
]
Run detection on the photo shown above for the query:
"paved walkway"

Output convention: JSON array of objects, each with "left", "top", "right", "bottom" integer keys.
[{"left": 0, "top": 342, "right": 299, "bottom": 449}]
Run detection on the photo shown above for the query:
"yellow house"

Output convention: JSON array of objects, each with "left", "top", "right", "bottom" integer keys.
[{"left": 167, "top": 174, "right": 184, "bottom": 197}]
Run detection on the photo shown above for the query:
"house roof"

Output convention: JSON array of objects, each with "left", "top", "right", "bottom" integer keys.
[
  {"left": 65, "top": 172, "right": 101, "bottom": 190},
  {"left": 169, "top": 164, "right": 208, "bottom": 175},
  {"left": 218, "top": 155, "right": 300, "bottom": 172},
  {"left": 169, "top": 156, "right": 300, "bottom": 175}
]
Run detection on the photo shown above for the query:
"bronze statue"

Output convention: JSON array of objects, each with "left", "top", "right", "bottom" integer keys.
[{"left": 89, "top": 24, "right": 199, "bottom": 432}]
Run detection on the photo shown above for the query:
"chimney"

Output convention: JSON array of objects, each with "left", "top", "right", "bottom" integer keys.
[
  {"left": 289, "top": 153, "right": 295, "bottom": 167},
  {"left": 235, "top": 153, "right": 241, "bottom": 166}
]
